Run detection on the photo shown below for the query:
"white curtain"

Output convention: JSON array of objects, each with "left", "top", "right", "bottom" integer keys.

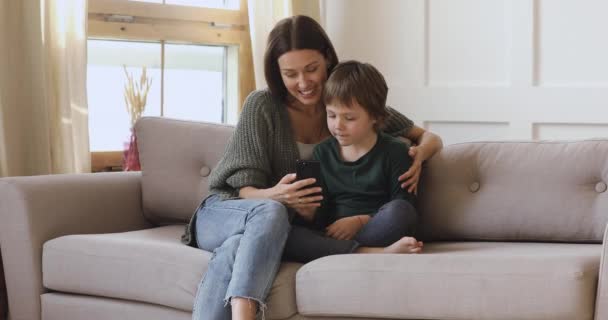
[
  {"left": 247, "top": 0, "right": 321, "bottom": 90},
  {"left": 0, "top": 0, "right": 90, "bottom": 177}
]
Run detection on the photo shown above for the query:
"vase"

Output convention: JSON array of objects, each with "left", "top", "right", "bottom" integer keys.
[{"left": 123, "top": 129, "right": 141, "bottom": 171}]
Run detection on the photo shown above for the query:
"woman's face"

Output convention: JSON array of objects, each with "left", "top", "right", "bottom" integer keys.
[{"left": 277, "top": 49, "right": 328, "bottom": 107}]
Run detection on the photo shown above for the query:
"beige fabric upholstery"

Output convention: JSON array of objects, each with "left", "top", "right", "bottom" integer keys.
[
  {"left": 135, "top": 117, "right": 235, "bottom": 224},
  {"left": 43, "top": 226, "right": 207, "bottom": 312},
  {"left": 41, "top": 293, "right": 383, "bottom": 320},
  {"left": 41, "top": 293, "right": 191, "bottom": 320},
  {"left": 594, "top": 223, "right": 608, "bottom": 320},
  {"left": 0, "top": 172, "right": 151, "bottom": 320},
  {"left": 135, "top": 117, "right": 608, "bottom": 243},
  {"left": 267, "top": 263, "right": 302, "bottom": 319},
  {"left": 43, "top": 225, "right": 302, "bottom": 319},
  {"left": 0, "top": 251, "right": 6, "bottom": 319},
  {"left": 289, "top": 316, "right": 387, "bottom": 320},
  {"left": 418, "top": 140, "right": 608, "bottom": 242},
  {"left": 289, "top": 317, "right": 380, "bottom": 320},
  {"left": 4, "top": 116, "right": 608, "bottom": 320},
  {"left": 296, "top": 242, "right": 601, "bottom": 320}
]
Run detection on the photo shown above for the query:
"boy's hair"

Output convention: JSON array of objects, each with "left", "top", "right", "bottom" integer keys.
[
  {"left": 323, "top": 60, "right": 389, "bottom": 130},
  {"left": 264, "top": 15, "right": 339, "bottom": 103}
]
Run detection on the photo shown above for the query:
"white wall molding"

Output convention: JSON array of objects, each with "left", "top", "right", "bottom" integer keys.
[{"left": 322, "top": 0, "right": 608, "bottom": 144}]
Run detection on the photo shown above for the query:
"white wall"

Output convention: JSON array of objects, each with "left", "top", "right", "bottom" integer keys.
[{"left": 321, "top": 0, "right": 608, "bottom": 145}]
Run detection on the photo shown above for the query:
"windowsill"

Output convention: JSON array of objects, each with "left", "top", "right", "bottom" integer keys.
[{"left": 91, "top": 151, "right": 124, "bottom": 172}]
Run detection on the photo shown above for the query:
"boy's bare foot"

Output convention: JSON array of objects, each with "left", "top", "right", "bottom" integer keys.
[
  {"left": 355, "top": 237, "right": 423, "bottom": 254},
  {"left": 383, "top": 237, "right": 423, "bottom": 254}
]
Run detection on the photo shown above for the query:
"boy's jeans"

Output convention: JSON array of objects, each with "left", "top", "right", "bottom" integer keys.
[
  {"left": 192, "top": 195, "right": 291, "bottom": 320},
  {"left": 283, "top": 199, "right": 418, "bottom": 263}
]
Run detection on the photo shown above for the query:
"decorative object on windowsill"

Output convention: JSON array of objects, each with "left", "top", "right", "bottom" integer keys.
[{"left": 123, "top": 65, "right": 152, "bottom": 171}]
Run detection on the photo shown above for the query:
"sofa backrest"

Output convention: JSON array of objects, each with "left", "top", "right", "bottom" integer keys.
[
  {"left": 136, "top": 117, "right": 608, "bottom": 242},
  {"left": 135, "top": 117, "right": 234, "bottom": 224},
  {"left": 417, "top": 140, "right": 608, "bottom": 243}
]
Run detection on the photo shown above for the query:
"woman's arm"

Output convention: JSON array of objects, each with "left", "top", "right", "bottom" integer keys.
[
  {"left": 384, "top": 107, "right": 443, "bottom": 157},
  {"left": 405, "top": 125, "right": 443, "bottom": 161},
  {"left": 383, "top": 106, "right": 444, "bottom": 193},
  {"left": 400, "top": 125, "right": 443, "bottom": 193},
  {"left": 239, "top": 186, "right": 272, "bottom": 199},
  {"left": 239, "top": 175, "right": 322, "bottom": 210},
  {"left": 208, "top": 91, "right": 275, "bottom": 195}
]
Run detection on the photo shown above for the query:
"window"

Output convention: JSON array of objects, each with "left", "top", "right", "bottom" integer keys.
[
  {"left": 87, "top": 0, "right": 253, "bottom": 171},
  {"left": 133, "top": 0, "right": 240, "bottom": 10}
]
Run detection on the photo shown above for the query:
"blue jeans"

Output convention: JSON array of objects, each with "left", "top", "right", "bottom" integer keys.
[
  {"left": 283, "top": 199, "right": 418, "bottom": 263},
  {"left": 192, "top": 195, "right": 291, "bottom": 320}
]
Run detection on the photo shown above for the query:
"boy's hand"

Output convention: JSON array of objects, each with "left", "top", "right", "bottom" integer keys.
[{"left": 326, "top": 216, "right": 364, "bottom": 240}]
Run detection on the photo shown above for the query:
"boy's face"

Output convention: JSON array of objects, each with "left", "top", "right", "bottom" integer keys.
[{"left": 326, "top": 100, "right": 377, "bottom": 147}]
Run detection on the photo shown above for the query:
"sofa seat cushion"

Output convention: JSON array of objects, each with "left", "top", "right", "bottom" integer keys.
[
  {"left": 43, "top": 225, "right": 302, "bottom": 319},
  {"left": 42, "top": 293, "right": 191, "bottom": 320},
  {"left": 296, "top": 241, "right": 601, "bottom": 320}
]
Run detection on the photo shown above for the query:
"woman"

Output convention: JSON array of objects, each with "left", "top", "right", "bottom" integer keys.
[{"left": 183, "top": 15, "right": 443, "bottom": 320}]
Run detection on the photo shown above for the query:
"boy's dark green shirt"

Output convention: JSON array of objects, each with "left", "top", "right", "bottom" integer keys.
[{"left": 313, "top": 132, "right": 416, "bottom": 223}]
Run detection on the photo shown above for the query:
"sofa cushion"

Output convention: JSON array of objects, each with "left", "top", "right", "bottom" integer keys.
[
  {"left": 43, "top": 225, "right": 302, "bottom": 319},
  {"left": 135, "top": 117, "right": 235, "bottom": 224},
  {"left": 418, "top": 140, "right": 608, "bottom": 242},
  {"left": 296, "top": 242, "right": 601, "bottom": 320},
  {"left": 42, "top": 293, "right": 191, "bottom": 320}
]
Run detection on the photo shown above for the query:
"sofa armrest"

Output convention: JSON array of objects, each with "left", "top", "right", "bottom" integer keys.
[
  {"left": 596, "top": 223, "right": 608, "bottom": 320},
  {"left": 0, "top": 172, "right": 152, "bottom": 320}
]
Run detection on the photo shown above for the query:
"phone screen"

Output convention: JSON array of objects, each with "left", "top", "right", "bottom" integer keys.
[{"left": 296, "top": 160, "right": 321, "bottom": 188}]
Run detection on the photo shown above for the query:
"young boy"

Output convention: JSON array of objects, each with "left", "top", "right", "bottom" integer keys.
[{"left": 291, "top": 60, "right": 423, "bottom": 260}]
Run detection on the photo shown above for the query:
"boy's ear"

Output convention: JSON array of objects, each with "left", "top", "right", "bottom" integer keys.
[
  {"left": 372, "top": 114, "right": 382, "bottom": 124},
  {"left": 375, "top": 115, "right": 386, "bottom": 130}
]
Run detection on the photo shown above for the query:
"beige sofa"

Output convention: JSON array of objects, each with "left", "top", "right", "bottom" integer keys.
[{"left": 1, "top": 116, "right": 608, "bottom": 320}]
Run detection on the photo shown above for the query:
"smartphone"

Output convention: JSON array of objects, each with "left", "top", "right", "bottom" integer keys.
[{"left": 295, "top": 160, "right": 321, "bottom": 189}]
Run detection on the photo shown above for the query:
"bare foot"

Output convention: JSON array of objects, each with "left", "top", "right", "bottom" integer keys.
[
  {"left": 383, "top": 237, "right": 423, "bottom": 254},
  {"left": 354, "top": 237, "right": 424, "bottom": 254}
]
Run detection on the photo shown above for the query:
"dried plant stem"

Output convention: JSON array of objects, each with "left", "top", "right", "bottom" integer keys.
[{"left": 123, "top": 65, "right": 152, "bottom": 128}]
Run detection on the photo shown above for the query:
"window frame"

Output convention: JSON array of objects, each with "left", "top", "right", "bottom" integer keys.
[{"left": 87, "top": 0, "right": 254, "bottom": 172}]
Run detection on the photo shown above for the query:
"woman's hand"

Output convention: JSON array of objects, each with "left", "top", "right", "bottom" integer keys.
[
  {"left": 267, "top": 173, "right": 323, "bottom": 209},
  {"left": 326, "top": 216, "right": 364, "bottom": 240},
  {"left": 399, "top": 126, "right": 443, "bottom": 194},
  {"left": 398, "top": 146, "right": 423, "bottom": 194}
]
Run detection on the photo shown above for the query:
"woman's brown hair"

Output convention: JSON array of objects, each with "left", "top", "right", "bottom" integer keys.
[{"left": 264, "top": 15, "right": 339, "bottom": 102}]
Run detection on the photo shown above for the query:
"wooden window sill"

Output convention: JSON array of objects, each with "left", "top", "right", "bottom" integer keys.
[{"left": 91, "top": 151, "right": 124, "bottom": 172}]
